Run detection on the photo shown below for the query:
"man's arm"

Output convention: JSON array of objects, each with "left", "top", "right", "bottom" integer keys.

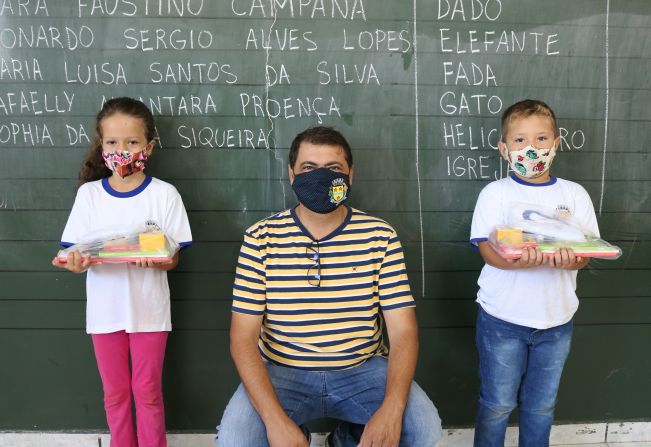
[
  {"left": 230, "top": 312, "right": 309, "bottom": 447},
  {"left": 359, "top": 307, "right": 418, "bottom": 447}
]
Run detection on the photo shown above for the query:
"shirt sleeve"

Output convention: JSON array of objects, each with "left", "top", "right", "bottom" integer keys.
[
  {"left": 378, "top": 230, "right": 416, "bottom": 311},
  {"left": 165, "top": 187, "right": 192, "bottom": 247},
  {"left": 232, "top": 230, "right": 267, "bottom": 315},
  {"left": 573, "top": 185, "right": 600, "bottom": 238},
  {"left": 60, "top": 185, "right": 91, "bottom": 247},
  {"left": 470, "top": 183, "right": 503, "bottom": 247}
]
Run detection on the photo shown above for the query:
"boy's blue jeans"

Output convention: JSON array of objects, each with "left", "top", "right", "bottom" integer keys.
[
  {"left": 216, "top": 356, "right": 442, "bottom": 447},
  {"left": 474, "top": 306, "right": 573, "bottom": 447}
]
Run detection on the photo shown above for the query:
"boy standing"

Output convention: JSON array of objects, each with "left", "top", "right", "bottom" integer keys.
[{"left": 470, "top": 99, "right": 599, "bottom": 447}]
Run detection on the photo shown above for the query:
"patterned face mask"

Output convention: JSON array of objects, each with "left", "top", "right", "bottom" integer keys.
[
  {"left": 292, "top": 167, "right": 350, "bottom": 214},
  {"left": 506, "top": 145, "right": 556, "bottom": 179},
  {"left": 102, "top": 149, "right": 148, "bottom": 178}
]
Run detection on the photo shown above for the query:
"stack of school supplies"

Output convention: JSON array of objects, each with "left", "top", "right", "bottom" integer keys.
[
  {"left": 489, "top": 203, "right": 622, "bottom": 260},
  {"left": 56, "top": 228, "right": 179, "bottom": 264}
]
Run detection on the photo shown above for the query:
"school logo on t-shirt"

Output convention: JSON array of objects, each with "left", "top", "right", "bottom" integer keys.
[
  {"left": 556, "top": 204, "right": 571, "bottom": 218},
  {"left": 145, "top": 220, "right": 161, "bottom": 231}
]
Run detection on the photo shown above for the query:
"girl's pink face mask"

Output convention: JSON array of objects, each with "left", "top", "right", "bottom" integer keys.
[{"left": 102, "top": 149, "right": 148, "bottom": 178}]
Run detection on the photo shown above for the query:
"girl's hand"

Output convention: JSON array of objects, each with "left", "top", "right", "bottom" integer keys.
[{"left": 52, "top": 251, "right": 91, "bottom": 273}]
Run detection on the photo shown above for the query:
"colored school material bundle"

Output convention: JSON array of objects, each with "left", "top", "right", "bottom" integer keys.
[
  {"left": 56, "top": 226, "right": 179, "bottom": 264},
  {"left": 489, "top": 203, "right": 622, "bottom": 260}
]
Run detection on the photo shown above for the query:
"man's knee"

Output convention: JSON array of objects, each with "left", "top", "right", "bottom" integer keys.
[
  {"left": 216, "top": 386, "right": 267, "bottom": 447},
  {"left": 403, "top": 383, "right": 443, "bottom": 446},
  {"left": 413, "top": 410, "right": 442, "bottom": 446}
]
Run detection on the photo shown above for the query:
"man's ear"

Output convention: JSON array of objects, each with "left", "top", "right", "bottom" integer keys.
[
  {"left": 348, "top": 165, "right": 354, "bottom": 186},
  {"left": 288, "top": 164, "right": 295, "bottom": 184}
]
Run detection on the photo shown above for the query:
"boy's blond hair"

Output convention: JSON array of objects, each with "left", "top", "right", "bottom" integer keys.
[{"left": 501, "top": 99, "right": 558, "bottom": 141}]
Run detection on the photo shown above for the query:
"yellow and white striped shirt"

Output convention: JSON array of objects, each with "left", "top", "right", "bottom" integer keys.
[{"left": 232, "top": 206, "right": 415, "bottom": 371}]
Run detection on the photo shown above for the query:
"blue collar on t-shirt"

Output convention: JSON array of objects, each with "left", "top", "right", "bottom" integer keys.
[
  {"left": 509, "top": 173, "right": 557, "bottom": 187},
  {"left": 102, "top": 175, "right": 153, "bottom": 198}
]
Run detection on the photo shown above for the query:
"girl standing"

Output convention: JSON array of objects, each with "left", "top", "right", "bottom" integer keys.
[{"left": 52, "top": 97, "right": 192, "bottom": 447}]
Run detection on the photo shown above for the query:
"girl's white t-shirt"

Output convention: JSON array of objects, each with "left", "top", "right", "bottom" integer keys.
[
  {"left": 61, "top": 176, "right": 192, "bottom": 334},
  {"left": 470, "top": 175, "right": 599, "bottom": 329}
]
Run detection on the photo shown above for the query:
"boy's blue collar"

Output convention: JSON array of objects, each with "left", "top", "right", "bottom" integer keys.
[{"left": 509, "top": 173, "right": 557, "bottom": 187}]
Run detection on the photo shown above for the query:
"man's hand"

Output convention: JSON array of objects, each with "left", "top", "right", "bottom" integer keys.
[
  {"left": 358, "top": 403, "right": 403, "bottom": 447},
  {"left": 266, "top": 415, "right": 310, "bottom": 447}
]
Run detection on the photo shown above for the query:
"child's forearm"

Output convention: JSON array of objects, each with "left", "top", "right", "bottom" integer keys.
[
  {"left": 478, "top": 241, "right": 546, "bottom": 270},
  {"left": 155, "top": 252, "right": 179, "bottom": 271},
  {"left": 479, "top": 242, "right": 592, "bottom": 271}
]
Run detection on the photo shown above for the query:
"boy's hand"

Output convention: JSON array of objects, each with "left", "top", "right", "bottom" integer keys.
[
  {"left": 508, "top": 246, "right": 546, "bottom": 268},
  {"left": 52, "top": 251, "right": 91, "bottom": 273},
  {"left": 131, "top": 258, "right": 169, "bottom": 268},
  {"left": 547, "top": 248, "right": 585, "bottom": 270},
  {"left": 130, "top": 255, "right": 176, "bottom": 270}
]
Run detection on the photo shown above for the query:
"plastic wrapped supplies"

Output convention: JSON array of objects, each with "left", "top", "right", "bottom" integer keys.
[
  {"left": 56, "top": 225, "right": 179, "bottom": 264},
  {"left": 489, "top": 203, "right": 622, "bottom": 260}
]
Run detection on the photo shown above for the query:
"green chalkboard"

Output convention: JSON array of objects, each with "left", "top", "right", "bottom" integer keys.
[{"left": 1, "top": 0, "right": 650, "bottom": 431}]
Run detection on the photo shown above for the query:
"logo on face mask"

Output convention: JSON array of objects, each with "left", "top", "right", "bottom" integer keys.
[
  {"left": 292, "top": 167, "right": 351, "bottom": 214},
  {"left": 507, "top": 145, "right": 556, "bottom": 179},
  {"left": 102, "top": 150, "right": 148, "bottom": 178},
  {"left": 328, "top": 178, "right": 348, "bottom": 204}
]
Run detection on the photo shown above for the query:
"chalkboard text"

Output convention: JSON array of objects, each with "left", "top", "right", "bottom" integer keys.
[
  {"left": 342, "top": 28, "right": 411, "bottom": 53},
  {"left": 0, "top": 0, "right": 48, "bottom": 16},
  {"left": 149, "top": 62, "right": 238, "bottom": 84},
  {"left": 231, "top": 0, "right": 366, "bottom": 21},
  {"left": 0, "top": 58, "right": 43, "bottom": 81},
  {"left": 439, "top": 29, "right": 560, "bottom": 55},
  {"left": 78, "top": 0, "right": 205, "bottom": 17},
  {"left": 0, "top": 91, "right": 74, "bottom": 115},
  {"left": 245, "top": 28, "right": 317, "bottom": 51},
  {"left": 437, "top": 0, "right": 502, "bottom": 22},
  {"left": 240, "top": 93, "right": 341, "bottom": 123},
  {"left": 0, "top": 25, "right": 94, "bottom": 49},
  {"left": 178, "top": 125, "right": 271, "bottom": 149},
  {"left": 64, "top": 62, "right": 127, "bottom": 85},
  {"left": 123, "top": 28, "right": 213, "bottom": 50},
  {"left": 0, "top": 122, "right": 53, "bottom": 145},
  {"left": 317, "top": 61, "right": 380, "bottom": 85}
]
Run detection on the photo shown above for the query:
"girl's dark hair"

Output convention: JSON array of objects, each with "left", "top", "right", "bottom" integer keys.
[{"left": 78, "top": 97, "right": 156, "bottom": 186}]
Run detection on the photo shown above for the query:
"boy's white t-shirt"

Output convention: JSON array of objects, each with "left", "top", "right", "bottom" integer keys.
[
  {"left": 61, "top": 176, "right": 192, "bottom": 334},
  {"left": 470, "top": 174, "right": 599, "bottom": 329}
]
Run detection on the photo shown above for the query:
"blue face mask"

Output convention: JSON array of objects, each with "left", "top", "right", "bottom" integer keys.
[{"left": 292, "top": 167, "right": 351, "bottom": 214}]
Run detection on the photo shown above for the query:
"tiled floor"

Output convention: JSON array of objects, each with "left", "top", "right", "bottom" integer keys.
[{"left": 3, "top": 423, "right": 651, "bottom": 447}]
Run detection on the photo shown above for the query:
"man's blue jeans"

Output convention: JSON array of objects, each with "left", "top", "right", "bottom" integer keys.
[
  {"left": 474, "top": 306, "right": 573, "bottom": 447},
  {"left": 217, "top": 356, "right": 442, "bottom": 447}
]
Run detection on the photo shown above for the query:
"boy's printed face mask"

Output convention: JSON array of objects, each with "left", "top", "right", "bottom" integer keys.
[
  {"left": 102, "top": 149, "right": 148, "bottom": 178},
  {"left": 505, "top": 145, "right": 556, "bottom": 179}
]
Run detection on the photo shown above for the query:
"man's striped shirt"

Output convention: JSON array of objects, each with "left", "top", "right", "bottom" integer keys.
[{"left": 232, "top": 206, "right": 415, "bottom": 371}]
